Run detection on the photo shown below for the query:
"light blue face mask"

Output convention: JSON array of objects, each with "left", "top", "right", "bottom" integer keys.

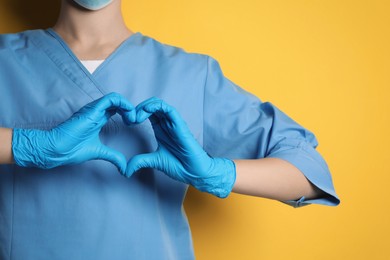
[{"left": 73, "top": 0, "right": 114, "bottom": 10}]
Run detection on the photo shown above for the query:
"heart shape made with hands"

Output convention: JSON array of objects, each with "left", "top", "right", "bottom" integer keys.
[
  {"left": 12, "top": 92, "right": 235, "bottom": 198},
  {"left": 121, "top": 95, "right": 236, "bottom": 198}
]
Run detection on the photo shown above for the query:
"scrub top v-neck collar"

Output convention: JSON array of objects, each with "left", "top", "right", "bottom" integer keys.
[
  {"left": 46, "top": 28, "right": 141, "bottom": 76},
  {"left": 30, "top": 28, "right": 142, "bottom": 101}
]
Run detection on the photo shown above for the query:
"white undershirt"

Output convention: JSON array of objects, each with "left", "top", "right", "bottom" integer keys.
[{"left": 80, "top": 60, "right": 105, "bottom": 74}]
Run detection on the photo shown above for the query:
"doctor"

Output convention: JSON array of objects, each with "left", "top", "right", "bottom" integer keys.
[{"left": 0, "top": 0, "right": 339, "bottom": 259}]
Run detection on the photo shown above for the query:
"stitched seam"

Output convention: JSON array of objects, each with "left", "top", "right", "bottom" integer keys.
[
  {"left": 269, "top": 140, "right": 332, "bottom": 181},
  {"left": 93, "top": 32, "right": 140, "bottom": 76},
  {"left": 9, "top": 165, "right": 15, "bottom": 260},
  {"left": 29, "top": 30, "right": 96, "bottom": 100},
  {"left": 202, "top": 56, "right": 210, "bottom": 149},
  {"left": 45, "top": 29, "right": 107, "bottom": 96}
]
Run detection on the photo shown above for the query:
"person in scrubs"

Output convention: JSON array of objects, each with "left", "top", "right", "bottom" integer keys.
[{"left": 0, "top": 0, "right": 340, "bottom": 259}]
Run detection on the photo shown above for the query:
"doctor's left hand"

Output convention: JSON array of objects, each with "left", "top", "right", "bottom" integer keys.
[
  {"left": 12, "top": 93, "right": 135, "bottom": 174},
  {"left": 125, "top": 97, "right": 236, "bottom": 198}
]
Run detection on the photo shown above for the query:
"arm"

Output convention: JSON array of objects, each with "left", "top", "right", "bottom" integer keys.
[
  {"left": 1, "top": 93, "right": 136, "bottom": 173},
  {"left": 126, "top": 97, "right": 338, "bottom": 206},
  {"left": 0, "top": 127, "right": 13, "bottom": 164},
  {"left": 233, "top": 158, "right": 324, "bottom": 202},
  {"left": 201, "top": 56, "right": 339, "bottom": 206},
  {"left": 125, "top": 98, "right": 323, "bottom": 202}
]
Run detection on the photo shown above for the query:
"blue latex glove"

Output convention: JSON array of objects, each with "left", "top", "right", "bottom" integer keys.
[
  {"left": 12, "top": 93, "right": 135, "bottom": 174},
  {"left": 126, "top": 97, "right": 236, "bottom": 198}
]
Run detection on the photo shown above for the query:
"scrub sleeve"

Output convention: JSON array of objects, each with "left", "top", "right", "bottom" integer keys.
[{"left": 202, "top": 56, "right": 340, "bottom": 207}]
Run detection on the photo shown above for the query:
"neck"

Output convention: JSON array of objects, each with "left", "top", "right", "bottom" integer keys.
[{"left": 52, "top": 0, "right": 133, "bottom": 59}]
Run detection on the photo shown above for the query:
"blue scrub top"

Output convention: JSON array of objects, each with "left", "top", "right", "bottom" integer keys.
[{"left": 0, "top": 29, "right": 340, "bottom": 259}]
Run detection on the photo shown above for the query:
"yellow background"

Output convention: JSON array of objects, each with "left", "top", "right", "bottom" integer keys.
[{"left": 1, "top": 0, "right": 389, "bottom": 259}]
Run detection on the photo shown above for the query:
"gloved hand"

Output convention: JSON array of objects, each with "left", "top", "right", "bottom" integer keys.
[
  {"left": 125, "top": 97, "right": 236, "bottom": 198},
  {"left": 12, "top": 93, "right": 135, "bottom": 174}
]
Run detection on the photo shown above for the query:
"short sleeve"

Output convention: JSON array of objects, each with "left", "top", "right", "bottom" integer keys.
[{"left": 202, "top": 56, "right": 340, "bottom": 207}]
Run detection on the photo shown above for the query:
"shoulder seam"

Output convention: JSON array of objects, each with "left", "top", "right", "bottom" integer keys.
[{"left": 202, "top": 56, "right": 210, "bottom": 148}]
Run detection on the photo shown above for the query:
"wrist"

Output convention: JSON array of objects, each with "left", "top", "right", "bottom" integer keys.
[
  {"left": 0, "top": 128, "right": 14, "bottom": 164},
  {"left": 12, "top": 128, "right": 47, "bottom": 168},
  {"left": 193, "top": 158, "right": 236, "bottom": 198}
]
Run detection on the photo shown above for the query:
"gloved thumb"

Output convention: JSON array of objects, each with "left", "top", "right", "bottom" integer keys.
[
  {"left": 125, "top": 152, "right": 160, "bottom": 178},
  {"left": 94, "top": 145, "right": 127, "bottom": 174}
]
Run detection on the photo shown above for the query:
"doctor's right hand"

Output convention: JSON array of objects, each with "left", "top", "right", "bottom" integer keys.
[{"left": 12, "top": 93, "right": 135, "bottom": 174}]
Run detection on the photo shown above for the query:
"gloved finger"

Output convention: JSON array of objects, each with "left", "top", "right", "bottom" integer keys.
[
  {"left": 91, "top": 108, "right": 119, "bottom": 128},
  {"left": 93, "top": 144, "right": 128, "bottom": 175},
  {"left": 135, "top": 97, "right": 161, "bottom": 124},
  {"left": 143, "top": 100, "right": 200, "bottom": 149},
  {"left": 100, "top": 107, "right": 136, "bottom": 126},
  {"left": 135, "top": 97, "right": 176, "bottom": 127},
  {"left": 141, "top": 99, "right": 188, "bottom": 131},
  {"left": 94, "top": 92, "right": 135, "bottom": 114},
  {"left": 125, "top": 152, "right": 160, "bottom": 178},
  {"left": 117, "top": 108, "right": 137, "bottom": 125},
  {"left": 102, "top": 108, "right": 117, "bottom": 122}
]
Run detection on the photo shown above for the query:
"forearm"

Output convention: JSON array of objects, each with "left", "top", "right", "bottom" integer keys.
[
  {"left": 232, "top": 158, "right": 324, "bottom": 201},
  {"left": 0, "top": 127, "right": 14, "bottom": 164}
]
